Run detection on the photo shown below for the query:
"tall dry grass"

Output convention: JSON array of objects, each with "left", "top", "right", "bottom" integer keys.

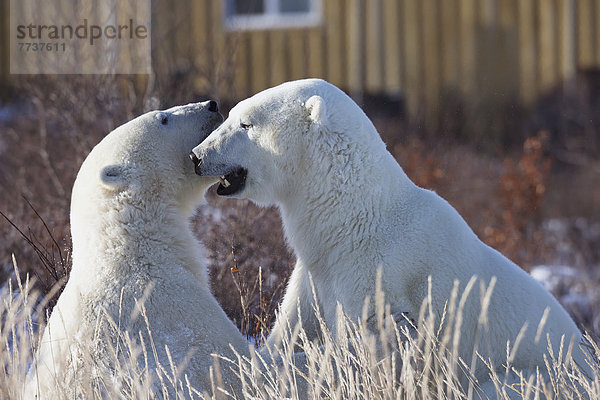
[{"left": 2, "top": 257, "right": 599, "bottom": 399}]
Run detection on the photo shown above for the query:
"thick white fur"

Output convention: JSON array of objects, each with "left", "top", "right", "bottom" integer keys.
[
  {"left": 27, "top": 102, "right": 249, "bottom": 398},
  {"left": 191, "top": 79, "right": 591, "bottom": 385}
]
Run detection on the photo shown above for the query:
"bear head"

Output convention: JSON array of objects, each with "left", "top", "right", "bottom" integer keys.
[
  {"left": 72, "top": 101, "right": 223, "bottom": 227},
  {"left": 190, "top": 79, "right": 385, "bottom": 206}
]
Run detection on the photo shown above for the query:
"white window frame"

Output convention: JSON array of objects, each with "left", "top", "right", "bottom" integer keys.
[{"left": 224, "top": 0, "right": 322, "bottom": 31}]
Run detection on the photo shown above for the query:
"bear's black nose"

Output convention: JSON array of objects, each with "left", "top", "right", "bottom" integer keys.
[
  {"left": 208, "top": 100, "right": 218, "bottom": 112},
  {"left": 189, "top": 151, "right": 200, "bottom": 166},
  {"left": 189, "top": 151, "right": 204, "bottom": 175}
]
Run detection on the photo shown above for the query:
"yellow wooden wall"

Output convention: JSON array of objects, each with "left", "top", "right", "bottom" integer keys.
[
  {"left": 150, "top": 0, "right": 600, "bottom": 118},
  {"left": 3, "top": 0, "right": 600, "bottom": 120}
]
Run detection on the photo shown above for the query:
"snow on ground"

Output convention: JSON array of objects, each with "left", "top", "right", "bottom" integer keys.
[
  {"left": 533, "top": 217, "right": 600, "bottom": 333},
  {"left": 541, "top": 218, "right": 600, "bottom": 268},
  {"left": 0, "top": 104, "right": 19, "bottom": 124},
  {"left": 531, "top": 265, "right": 583, "bottom": 293},
  {"left": 531, "top": 263, "right": 600, "bottom": 334}
]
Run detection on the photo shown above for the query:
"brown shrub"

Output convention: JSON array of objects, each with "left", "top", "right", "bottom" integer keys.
[{"left": 483, "top": 131, "right": 552, "bottom": 267}]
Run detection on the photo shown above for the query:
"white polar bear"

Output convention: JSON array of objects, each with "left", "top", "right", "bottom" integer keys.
[
  {"left": 27, "top": 101, "right": 250, "bottom": 398},
  {"left": 190, "top": 79, "right": 591, "bottom": 387}
]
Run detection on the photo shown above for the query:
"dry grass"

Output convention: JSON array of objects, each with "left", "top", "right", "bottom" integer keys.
[{"left": 3, "top": 259, "right": 600, "bottom": 399}]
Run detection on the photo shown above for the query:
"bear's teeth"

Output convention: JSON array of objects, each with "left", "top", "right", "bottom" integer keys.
[{"left": 219, "top": 176, "right": 231, "bottom": 187}]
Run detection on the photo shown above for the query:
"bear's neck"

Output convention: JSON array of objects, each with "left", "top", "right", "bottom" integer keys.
[
  {"left": 69, "top": 197, "right": 207, "bottom": 291},
  {"left": 278, "top": 141, "right": 415, "bottom": 276}
]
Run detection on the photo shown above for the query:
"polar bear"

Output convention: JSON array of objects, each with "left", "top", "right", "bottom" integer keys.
[
  {"left": 190, "top": 79, "right": 591, "bottom": 388},
  {"left": 26, "top": 101, "right": 250, "bottom": 398}
]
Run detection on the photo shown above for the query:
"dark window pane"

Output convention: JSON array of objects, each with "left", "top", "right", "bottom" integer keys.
[
  {"left": 279, "top": 0, "right": 309, "bottom": 13},
  {"left": 233, "top": 0, "right": 264, "bottom": 14}
]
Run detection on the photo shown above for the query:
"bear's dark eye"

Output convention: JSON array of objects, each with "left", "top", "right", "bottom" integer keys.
[
  {"left": 240, "top": 122, "right": 252, "bottom": 130},
  {"left": 161, "top": 115, "right": 169, "bottom": 125}
]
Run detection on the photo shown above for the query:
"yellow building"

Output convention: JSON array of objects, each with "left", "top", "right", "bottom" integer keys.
[{"left": 3, "top": 0, "right": 600, "bottom": 123}]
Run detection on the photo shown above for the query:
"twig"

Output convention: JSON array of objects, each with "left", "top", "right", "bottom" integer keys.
[
  {"left": 22, "top": 196, "right": 68, "bottom": 275},
  {"left": 0, "top": 202, "right": 69, "bottom": 288},
  {"left": 0, "top": 210, "right": 53, "bottom": 280}
]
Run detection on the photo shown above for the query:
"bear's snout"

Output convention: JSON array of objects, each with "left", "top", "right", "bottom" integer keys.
[{"left": 208, "top": 100, "right": 218, "bottom": 113}]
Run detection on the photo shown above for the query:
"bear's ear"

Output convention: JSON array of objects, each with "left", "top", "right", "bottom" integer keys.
[
  {"left": 100, "top": 164, "right": 128, "bottom": 190},
  {"left": 304, "top": 95, "right": 327, "bottom": 125}
]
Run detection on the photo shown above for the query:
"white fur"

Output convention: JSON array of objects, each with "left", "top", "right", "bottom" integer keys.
[
  {"left": 191, "top": 79, "right": 591, "bottom": 385},
  {"left": 27, "top": 102, "right": 249, "bottom": 398}
]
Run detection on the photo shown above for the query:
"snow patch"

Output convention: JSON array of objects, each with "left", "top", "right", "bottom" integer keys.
[
  {"left": 531, "top": 263, "right": 600, "bottom": 333},
  {"left": 0, "top": 104, "right": 19, "bottom": 124},
  {"left": 530, "top": 264, "right": 580, "bottom": 292}
]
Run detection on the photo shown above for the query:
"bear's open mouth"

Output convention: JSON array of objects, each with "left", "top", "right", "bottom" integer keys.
[{"left": 217, "top": 167, "right": 247, "bottom": 196}]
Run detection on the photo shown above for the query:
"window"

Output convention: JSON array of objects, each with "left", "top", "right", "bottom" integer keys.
[{"left": 224, "top": 0, "right": 322, "bottom": 30}]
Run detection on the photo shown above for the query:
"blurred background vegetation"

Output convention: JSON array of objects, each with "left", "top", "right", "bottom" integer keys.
[{"left": 0, "top": 0, "right": 599, "bottom": 341}]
